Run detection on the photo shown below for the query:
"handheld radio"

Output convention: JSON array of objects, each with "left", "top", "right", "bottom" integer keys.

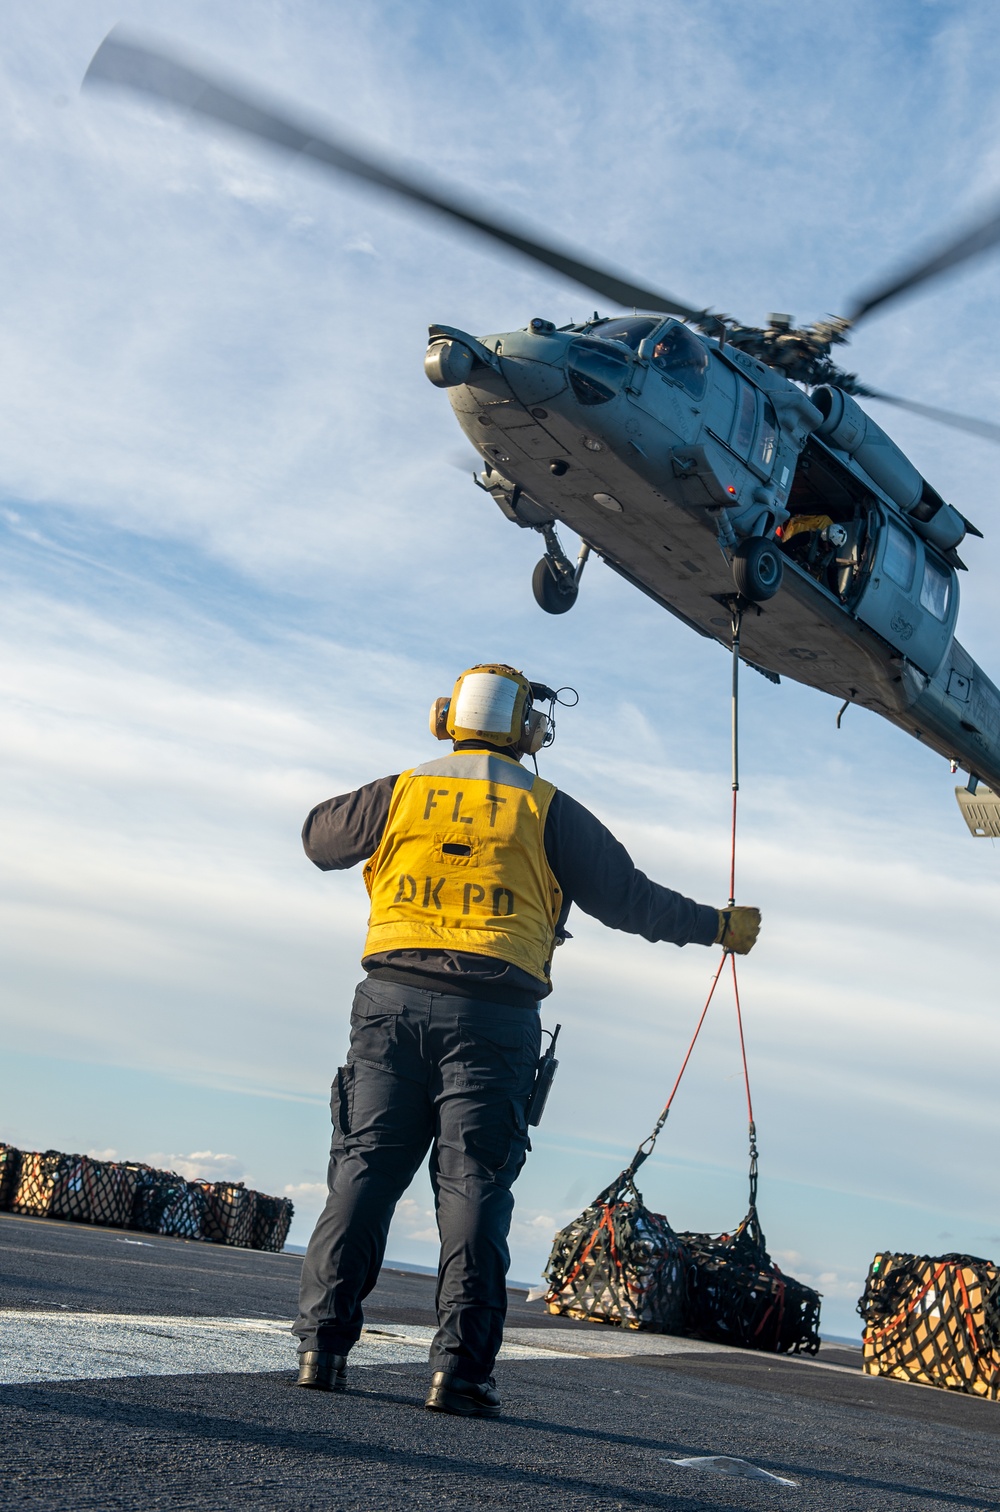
[{"left": 526, "top": 1023, "right": 561, "bottom": 1127}]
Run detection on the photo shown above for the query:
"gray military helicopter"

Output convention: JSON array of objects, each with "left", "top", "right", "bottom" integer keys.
[{"left": 86, "top": 29, "right": 1000, "bottom": 837}]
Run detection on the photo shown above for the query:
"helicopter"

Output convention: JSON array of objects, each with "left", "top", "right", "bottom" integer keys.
[{"left": 85, "top": 28, "right": 1000, "bottom": 839}]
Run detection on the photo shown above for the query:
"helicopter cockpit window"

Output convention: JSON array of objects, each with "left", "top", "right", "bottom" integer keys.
[
  {"left": 919, "top": 557, "right": 951, "bottom": 621},
  {"left": 752, "top": 399, "right": 777, "bottom": 474},
  {"left": 650, "top": 323, "right": 708, "bottom": 399},
  {"left": 567, "top": 341, "right": 629, "bottom": 406},
  {"left": 591, "top": 316, "right": 661, "bottom": 350},
  {"left": 882, "top": 519, "right": 916, "bottom": 592}
]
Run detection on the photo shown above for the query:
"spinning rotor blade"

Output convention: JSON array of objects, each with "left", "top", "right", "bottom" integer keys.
[
  {"left": 857, "top": 385, "right": 1000, "bottom": 445},
  {"left": 848, "top": 196, "right": 1000, "bottom": 324},
  {"left": 84, "top": 29, "right": 704, "bottom": 322}
]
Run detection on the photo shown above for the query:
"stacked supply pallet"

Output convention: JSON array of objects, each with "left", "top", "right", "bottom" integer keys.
[
  {"left": 859, "top": 1251, "right": 1000, "bottom": 1399},
  {"left": 0, "top": 1142, "right": 293, "bottom": 1252}
]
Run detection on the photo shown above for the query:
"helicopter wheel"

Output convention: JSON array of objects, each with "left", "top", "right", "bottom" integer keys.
[
  {"left": 532, "top": 557, "right": 579, "bottom": 614},
  {"left": 732, "top": 537, "right": 783, "bottom": 602}
]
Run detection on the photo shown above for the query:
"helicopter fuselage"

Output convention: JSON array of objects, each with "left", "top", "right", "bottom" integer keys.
[{"left": 427, "top": 315, "right": 1000, "bottom": 795}]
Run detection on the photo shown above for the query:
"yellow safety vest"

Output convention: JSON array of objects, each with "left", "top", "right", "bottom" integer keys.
[{"left": 362, "top": 752, "right": 562, "bottom": 984}]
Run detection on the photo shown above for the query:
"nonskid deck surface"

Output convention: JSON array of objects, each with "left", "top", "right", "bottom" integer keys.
[{"left": 2, "top": 1213, "right": 999, "bottom": 1511}]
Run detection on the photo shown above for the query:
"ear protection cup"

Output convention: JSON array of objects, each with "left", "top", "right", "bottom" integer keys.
[
  {"left": 429, "top": 697, "right": 451, "bottom": 740},
  {"left": 521, "top": 709, "right": 550, "bottom": 755}
]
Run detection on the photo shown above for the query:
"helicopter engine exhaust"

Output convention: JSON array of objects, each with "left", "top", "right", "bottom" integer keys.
[{"left": 813, "top": 386, "right": 968, "bottom": 553}]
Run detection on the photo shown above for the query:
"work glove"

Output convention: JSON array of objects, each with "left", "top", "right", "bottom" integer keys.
[{"left": 714, "top": 906, "right": 761, "bottom": 955}]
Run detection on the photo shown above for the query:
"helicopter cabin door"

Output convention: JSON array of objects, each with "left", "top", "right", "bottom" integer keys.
[{"left": 853, "top": 508, "right": 958, "bottom": 676}]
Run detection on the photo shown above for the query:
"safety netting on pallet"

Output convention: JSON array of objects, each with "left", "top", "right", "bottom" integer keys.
[
  {"left": 51, "top": 1156, "right": 138, "bottom": 1228},
  {"left": 159, "top": 1176, "right": 212, "bottom": 1241},
  {"left": 0, "top": 1143, "right": 293, "bottom": 1251},
  {"left": 0, "top": 1143, "right": 22, "bottom": 1209},
  {"left": 251, "top": 1192, "right": 295, "bottom": 1252},
  {"left": 10, "top": 1150, "right": 65, "bottom": 1217},
  {"left": 858, "top": 1251, "right": 1000, "bottom": 1398}
]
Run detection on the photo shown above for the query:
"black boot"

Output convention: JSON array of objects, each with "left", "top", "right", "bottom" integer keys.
[
  {"left": 424, "top": 1371, "right": 501, "bottom": 1417},
  {"left": 294, "top": 1350, "right": 347, "bottom": 1392}
]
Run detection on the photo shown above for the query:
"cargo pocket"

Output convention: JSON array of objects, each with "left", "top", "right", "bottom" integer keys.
[
  {"left": 349, "top": 982, "right": 409, "bottom": 1073},
  {"left": 453, "top": 1017, "right": 540, "bottom": 1095},
  {"left": 330, "top": 1064, "right": 355, "bottom": 1142},
  {"left": 463, "top": 1097, "right": 531, "bottom": 1188},
  {"left": 502, "top": 1098, "right": 532, "bottom": 1188}
]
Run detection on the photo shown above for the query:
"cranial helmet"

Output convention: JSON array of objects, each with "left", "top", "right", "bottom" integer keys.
[{"left": 428, "top": 663, "right": 551, "bottom": 755}]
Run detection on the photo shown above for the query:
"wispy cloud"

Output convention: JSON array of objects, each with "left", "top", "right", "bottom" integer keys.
[
  {"left": 3, "top": 0, "right": 1000, "bottom": 1336},
  {"left": 146, "top": 1150, "right": 246, "bottom": 1183}
]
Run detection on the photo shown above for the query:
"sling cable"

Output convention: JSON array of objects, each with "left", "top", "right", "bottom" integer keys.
[{"left": 543, "top": 611, "right": 822, "bottom": 1353}]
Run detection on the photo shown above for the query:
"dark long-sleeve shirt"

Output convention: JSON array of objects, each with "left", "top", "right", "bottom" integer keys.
[{"left": 302, "top": 761, "right": 719, "bottom": 1005}]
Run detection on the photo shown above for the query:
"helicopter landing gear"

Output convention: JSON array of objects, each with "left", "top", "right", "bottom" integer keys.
[
  {"left": 532, "top": 526, "right": 591, "bottom": 615},
  {"left": 533, "top": 557, "right": 577, "bottom": 613},
  {"left": 732, "top": 537, "right": 783, "bottom": 603}
]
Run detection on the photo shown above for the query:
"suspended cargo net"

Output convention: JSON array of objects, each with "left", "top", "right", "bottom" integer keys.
[
  {"left": 859, "top": 1251, "right": 1000, "bottom": 1399},
  {"left": 544, "top": 1170, "right": 687, "bottom": 1332},
  {"left": 544, "top": 1072, "right": 821, "bottom": 1355},
  {"left": 678, "top": 1205, "right": 821, "bottom": 1354},
  {"left": 545, "top": 610, "right": 821, "bottom": 1355}
]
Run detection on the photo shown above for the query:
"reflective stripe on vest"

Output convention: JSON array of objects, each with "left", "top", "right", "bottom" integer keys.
[{"left": 362, "top": 752, "right": 562, "bottom": 983}]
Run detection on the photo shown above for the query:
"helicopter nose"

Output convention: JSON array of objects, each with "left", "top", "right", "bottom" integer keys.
[
  {"left": 494, "top": 326, "right": 572, "bottom": 406},
  {"left": 499, "top": 349, "right": 569, "bottom": 406}
]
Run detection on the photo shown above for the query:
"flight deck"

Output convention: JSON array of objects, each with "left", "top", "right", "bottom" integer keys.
[{"left": 2, "top": 1212, "right": 999, "bottom": 1510}]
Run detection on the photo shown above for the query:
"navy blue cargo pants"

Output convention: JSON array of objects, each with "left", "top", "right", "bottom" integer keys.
[{"left": 294, "top": 977, "right": 541, "bottom": 1383}]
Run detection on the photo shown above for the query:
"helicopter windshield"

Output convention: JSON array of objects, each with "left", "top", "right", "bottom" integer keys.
[
  {"left": 590, "top": 316, "right": 661, "bottom": 350},
  {"left": 650, "top": 323, "right": 709, "bottom": 398},
  {"left": 567, "top": 341, "right": 629, "bottom": 405}
]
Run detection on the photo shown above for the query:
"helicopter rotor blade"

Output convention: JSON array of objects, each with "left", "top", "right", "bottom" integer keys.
[
  {"left": 84, "top": 28, "right": 705, "bottom": 322},
  {"left": 856, "top": 384, "right": 1000, "bottom": 445},
  {"left": 848, "top": 197, "right": 1000, "bottom": 325}
]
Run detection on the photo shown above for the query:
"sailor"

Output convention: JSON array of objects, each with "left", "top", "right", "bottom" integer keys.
[{"left": 292, "top": 663, "right": 761, "bottom": 1415}]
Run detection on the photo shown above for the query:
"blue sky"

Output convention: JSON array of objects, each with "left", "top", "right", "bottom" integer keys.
[{"left": 4, "top": 0, "right": 1000, "bottom": 1340}]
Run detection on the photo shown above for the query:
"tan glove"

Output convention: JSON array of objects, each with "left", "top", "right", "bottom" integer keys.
[{"left": 714, "top": 906, "right": 761, "bottom": 955}]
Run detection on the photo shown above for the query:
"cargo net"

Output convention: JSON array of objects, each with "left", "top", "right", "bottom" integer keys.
[
  {"left": 252, "top": 1193, "right": 295, "bottom": 1253},
  {"left": 10, "top": 1150, "right": 64, "bottom": 1217},
  {"left": 544, "top": 1171, "right": 687, "bottom": 1333},
  {"left": 545, "top": 1162, "right": 820, "bottom": 1353},
  {"left": 0, "top": 1145, "right": 293, "bottom": 1251},
  {"left": 859, "top": 1251, "right": 1000, "bottom": 1399},
  {"left": 0, "top": 1143, "right": 22, "bottom": 1210},
  {"left": 51, "top": 1157, "right": 138, "bottom": 1228},
  {"left": 545, "top": 944, "right": 822, "bottom": 1355},
  {"left": 160, "top": 1177, "right": 212, "bottom": 1241},
  {"left": 677, "top": 1205, "right": 821, "bottom": 1354}
]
